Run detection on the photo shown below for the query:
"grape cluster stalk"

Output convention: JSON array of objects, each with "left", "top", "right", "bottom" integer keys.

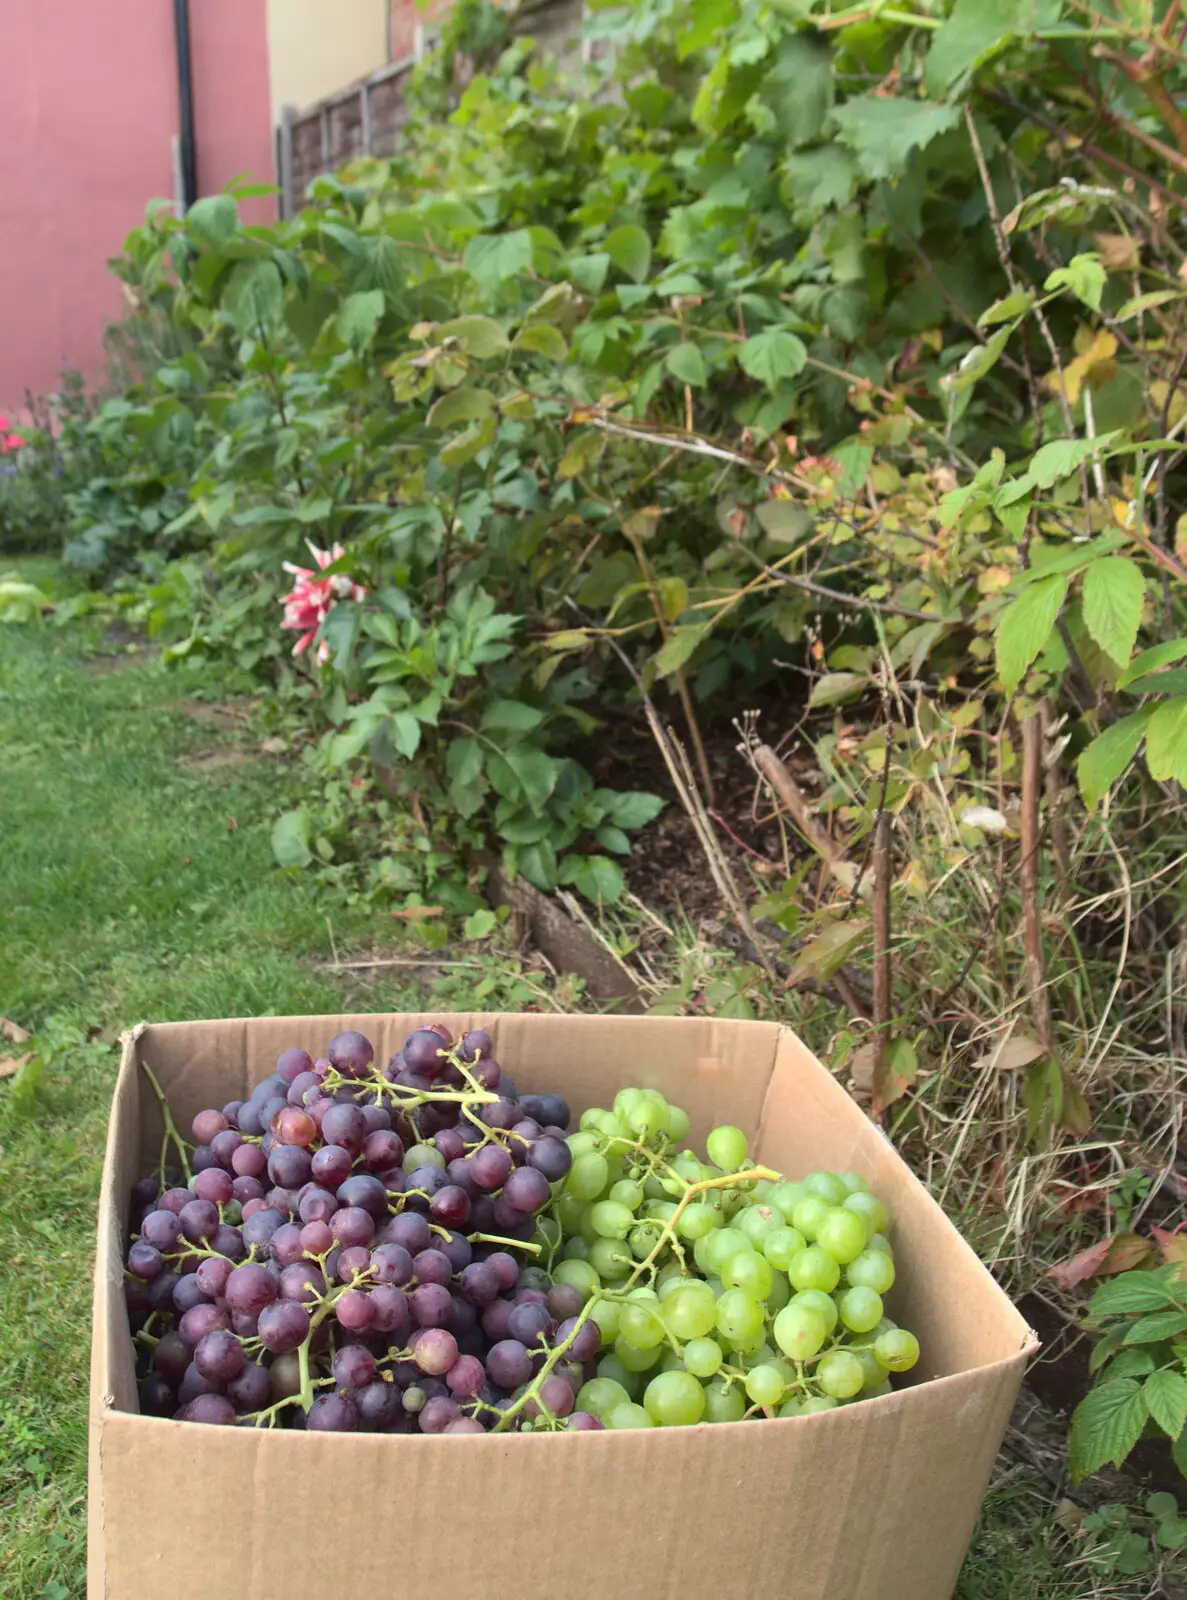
[{"left": 124, "top": 1027, "right": 921, "bottom": 1434}]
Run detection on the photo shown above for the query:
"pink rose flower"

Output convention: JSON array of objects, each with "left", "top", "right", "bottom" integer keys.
[
  {"left": 0, "top": 415, "right": 24, "bottom": 454},
  {"left": 279, "top": 542, "right": 367, "bottom": 662}
]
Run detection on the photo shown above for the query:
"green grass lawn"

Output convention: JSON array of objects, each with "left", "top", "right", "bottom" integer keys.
[{"left": 0, "top": 602, "right": 1159, "bottom": 1599}]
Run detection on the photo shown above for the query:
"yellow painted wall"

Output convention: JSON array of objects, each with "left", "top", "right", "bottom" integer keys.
[{"left": 267, "top": 0, "right": 389, "bottom": 116}]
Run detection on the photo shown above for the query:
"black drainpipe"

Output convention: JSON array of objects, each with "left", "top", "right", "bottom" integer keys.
[{"left": 173, "top": 0, "right": 198, "bottom": 210}]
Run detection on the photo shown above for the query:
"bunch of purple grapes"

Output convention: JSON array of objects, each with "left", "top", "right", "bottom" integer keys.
[{"left": 125, "top": 1025, "right": 603, "bottom": 1433}]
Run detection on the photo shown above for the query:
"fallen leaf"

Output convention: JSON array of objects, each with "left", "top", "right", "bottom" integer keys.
[
  {"left": 1047, "top": 1236, "right": 1114, "bottom": 1289},
  {"left": 259, "top": 736, "right": 289, "bottom": 755},
  {"left": 1093, "top": 231, "right": 1140, "bottom": 272},
  {"left": 959, "top": 804, "right": 1010, "bottom": 834},
  {"left": 227, "top": 817, "right": 239, "bottom": 832},
  {"left": 0, "top": 1052, "right": 33, "bottom": 1080},
  {"left": 390, "top": 906, "right": 444, "bottom": 921},
  {"left": 0, "top": 1017, "right": 31, "bottom": 1044},
  {"left": 973, "top": 1032, "right": 1046, "bottom": 1071},
  {"left": 1153, "top": 1227, "right": 1187, "bottom": 1274}
]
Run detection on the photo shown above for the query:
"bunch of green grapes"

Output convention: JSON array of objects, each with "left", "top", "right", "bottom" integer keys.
[{"left": 538, "top": 1086, "right": 921, "bottom": 1429}]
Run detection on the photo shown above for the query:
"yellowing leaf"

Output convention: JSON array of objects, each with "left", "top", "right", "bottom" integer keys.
[{"left": 1046, "top": 327, "right": 1117, "bottom": 405}]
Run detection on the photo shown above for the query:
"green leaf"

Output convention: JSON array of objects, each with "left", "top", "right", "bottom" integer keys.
[
  {"left": 656, "top": 625, "right": 705, "bottom": 676},
  {"left": 761, "top": 34, "right": 833, "bottom": 147},
  {"left": 446, "top": 735, "right": 484, "bottom": 788},
  {"left": 737, "top": 328, "right": 807, "bottom": 391},
  {"left": 942, "top": 325, "right": 1013, "bottom": 398},
  {"left": 995, "top": 574, "right": 1068, "bottom": 692},
  {"left": 464, "top": 230, "right": 534, "bottom": 289},
  {"left": 1146, "top": 696, "right": 1187, "bottom": 783},
  {"left": 223, "top": 260, "right": 284, "bottom": 332},
  {"left": 559, "top": 853, "right": 625, "bottom": 905},
  {"left": 1091, "top": 1271, "right": 1177, "bottom": 1317},
  {"left": 678, "top": 0, "right": 739, "bottom": 58},
  {"left": 1082, "top": 556, "right": 1145, "bottom": 666},
  {"left": 439, "top": 412, "right": 496, "bottom": 467},
  {"left": 512, "top": 324, "right": 568, "bottom": 360},
  {"left": 1144, "top": 1370, "right": 1187, "bottom": 1440},
  {"left": 1117, "top": 288, "right": 1184, "bottom": 320},
  {"left": 437, "top": 315, "right": 509, "bottom": 358},
  {"left": 271, "top": 809, "right": 313, "bottom": 870},
  {"left": 186, "top": 193, "right": 238, "bottom": 246},
  {"left": 926, "top": 0, "right": 1042, "bottom": 97},
  {"left": 427, "top": 387, "right": 495, "bottom": 428},
  {"left": 1069, "top": 1379, "right": 1148, "bottom": 1482},
  {"left": 605, "top": 791, "right": 665, "bottom": 830},
  {"left": 463, "top": 908, "right": 498, "bottom": 940},
  {"left": 658, "top": 576, "right": 689, "bottom": 621},
  {"left": 756, "top": 500, "right": 813, "bottom": 545},
  {"left": 336, "top": 289, "right": 385, "bottom": 350},
  {"left": 1124, "top": 1310, "right": 1187, "bottom": 1345},
  {"left": 517, "top": 839, "right": 559, "bottom": 892},
  {"left": 832, "top": 95, "right": 963, "bottom": 181},
  {"left": 1088, "top": 1325, "right": 1129, "bottom": 1374},
  {"left": 595, "top": 825, "right": 632, "bottom": 855},
  {"left": 567, "top": 252, "right": 610, "bottom": 294},
  {"left": 809, "top": 671, "right": 868, "bottom": 708},
  {"left": 388, "top": 711, "right": 421, "bottom": 760},
  {"left": 604, "top": 225, "right": 652, "bottom": 284},
  {"left": 788, "top": 918, "right": 868, "bottom": 985},
  {"left": 1046, "top": 253, "right": 1106, "bottom": 313},
  {"left": 978, "top": 289, "right": 1036, "bottom": 328},
  {"left": 504, "top": 747, "right": 561, "bottom": 814},
  {"left": 1119, "top": 635, "right": 1187, "bottom": 687},
  {"left": 1076, "top": 709, "right": 1152, "bottom": 807},
  {"left": 666, "top": 342, "right": 707, "bottom": 387},
  {"left": 1028, "top": 433, "right": 1119, "bottom": 488},
  {"left": 782, "top": 148, "right": 858, "bottom": 221},
  {"left": 557, "top": 429, "right": 605, "bottom": 479},
  {"left": 481, "top": 699, "right": 545, "bottom": 733}
]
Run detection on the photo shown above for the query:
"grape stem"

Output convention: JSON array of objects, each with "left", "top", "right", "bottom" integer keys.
[{"left": 140, "top": 1059, "right": 193, "bottom": 1185}]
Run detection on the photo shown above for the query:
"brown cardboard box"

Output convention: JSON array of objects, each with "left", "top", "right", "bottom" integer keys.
[{"left": 89, "top": 1013, "right": 1037, "bottom": 1600}]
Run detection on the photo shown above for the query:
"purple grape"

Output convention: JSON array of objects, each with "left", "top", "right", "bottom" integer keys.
[
  {"left": 186, "top": 1393, "right": 237, "bottom": 1426},
  {"left": 267, "top": 1146, "right": 312, "bottom": 1189},
  {"left": 225, "top": 1263, "right": 279, "bottom": 1316},
  {"left": 232, "top": 1309, "right": 260, "bottom": 1338},
  {"left": 209, "top": 1129, "right": 243, "bottom": 1169},
  {"left": 332, "top": 1343, "right": 377, "bottom": 1391},
  {"left": 335, "top": 1245, "right": 372, "bottom": 1283},
  {"left": 502, "top": 1166, "right": 551, "bottom": 1215},
  {"left": 487, "top": 1339, "right": 533, "bottom": 1389},
  {"left": 471, "top": 1058, "right": 502, "bottom": 1092},
  {"left": 231, "top": 1175, "right": 265, "bottom": 1204},
  {"left": 241, "top": 1209, "right": 285, "bottom": 1251},
  {"left": 403, "top": 1028, "right": 449, "bottom": 1076},
  {"left": 147, "top": 1271, "right": 181, "bottom": 1314},
  {"left": 430, "top": 1186, "right": 471, "bottom": 1228},
  {"left": 418, "top": 1395, "right": 461, "bottom": 1432},
  {"left": 567, "top": 1410, "right": 604, "bottom": 1430},
  {"left": 363, "top": 1130, "right": 404, "bottom": 1172},
  {"left": 258, "top": 1300, "right": 312, "bottom": 1353},
  {"left": 279, "top": 1262, "right": 325, "bottom": 1303},
  {"left": 321, "top": 1102, "right": 367, "bottom": 1154},
  {"left": 356, "top": 1380, "right": 399, "bottom": 1428},
  {"left": 286, "top": 1070, "right": 320, "bottom": 1107},
  {"left": 457, "top": 1029, "right": 493, "bottom": 1063},
  {"left": 266, "top": 1222, "right": 303, "bottom": 1267},
  {"left": 265, "top": 1187, "right": 298, "bottom": 1217},
  {"left": 444, "top": 1354, "right": 486, "bottom": 1396},
  {"left": 178, "top": 1361, "right": 224, "bottom": 1404},
  {"left": 327, "top": 1031, "right": 375, "bottom": 1080},
  {"left": 308, "top": 1392, "right": 360, "bottom": 1431},
  {"left": 193, "top": 1109, "right": 230, "bottom": 1145},
  {"left": 309, "top": 1144, "right": 351, "bottom": 1190},
  {"left": 194, "top": 1329, "right": 246, "bottom": 1383},
  {"left": 508, "top": 1303, "right": 552, "bottom": 1347},
  {"left": 370, "top": 1243, "right": 414, "bottom": 1286},
  {"left": 211, "top": 1224, "right": 246, "bottom": 1261},
  {"left": 557, "top": 1316, "right": 600, "bottom": 1362},
  {"left": 409, "top": 1283, "right": 453, "bottom": 1328},
  {"left": 196, "top": 1257, "right": 233, "bottom": 1298},
  {"left": 381, "top": 1212, "right": 431, "bottom": 1255},
  {"left": 336, "top": 1289, "right": 375, "bottom": 1332},
  {"left": 411, "top": 1326, "right": 458, "bottom": 1375},
  {"left": 131, "top": 1176, "right": 161, "bottom": 1209},
  {"left": 258, "top": 1096, "right": 288, "bottom": 1132},
  {"left": 231, "top": 1144, "right": 267, "bottom": 1179},
  {"left": 300, "top": 1219, "right": 334, "bottom": 1255},
  {"left": 435, "top": 1230, "right": 472, "bottom": 1274},
  {"left": 528, "top": 1136, "right": 572, "bottom": 1182},
  {"left": 127, "top": 1241, "right": 163, "bottom": 1280},
  {"left": 369, "top": 1284, "right": 411, "bottom": 1334},
  {"left": 277, "top": 1047, "right": 315, "bottom": 1084},
  {"left": 479, "top": 1099, "right": 519, "bottom": 1132},
  {"left": 330, "top": 1206, "right": 376, "bottom": 1248},
  {"left": 336, "top": 1174, "right": 389, "bottom": 1217},
  {"left": 227, "top": 1360, "right": 271, "bottom": 1413},
  {"left": 153, "top": 1330, "right": 191, "bottom": 1386},
  {"left": 158, "top": 1187, "right": 193, "bottom": 1216},
  {"left": 179, "top": 1304, "right": 231, "bottom": 1347},
  {"left": 360, "top": 1104, "right": 392, "bottom": 1134},
  {"left": 236, "top": 1103, "right": 264, "bottom": 1137},
  {"left": 481, "top": 1299, "right": 514, "bottom": 1341},
  {"left": 515, "top": 1287, "right": 549, "bottom": 1308},
  {"left": 445, "top": 1158, "right": 479, "bottom": 1198},
  {"left": 529, "top": 1374, "right": 575, "bottom": 1419},
  {"left": 546, "top": 1284, "right": 583, "bottom": 1322},
  {"left": 172, "top": 1273, "right": 206, "bottom": 1314},
  {"left": 484, "top": 1252, "right": 520, "bottom": 1292},
  {"left": 459, "top": 1262, "right": 499, "bottom": 1308},
  {"left": 297, "top": 1185, "right": 338, "bottom": 1225},
  {"left": 178, "top": 1199, "right": 220, "bottom": 1243},
  {"left": 412, "top": 1249, "right": 453, "bottom": 1287}
]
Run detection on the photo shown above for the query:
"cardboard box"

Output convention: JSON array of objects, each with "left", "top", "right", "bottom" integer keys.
[{"left": 90, "top": 1013, "right": 1037, "bottom": 1600}]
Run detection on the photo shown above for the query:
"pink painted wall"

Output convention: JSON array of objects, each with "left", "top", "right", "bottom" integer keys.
[{"left": 0, "top": 0, "right": 274, "bottom": 412}]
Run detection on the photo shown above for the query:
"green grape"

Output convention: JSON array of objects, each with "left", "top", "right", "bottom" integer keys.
[
  {"left": 644, "top": 1199, "right": 678, "bottom": 1224},
  {"left": 872, "top": 1316, "right": 897, "bottom": 1339},
  {"left": 644, "top": 1370, "right": 706, "bottom": 1426},
  {"left": 568, "top": 1152, "right": 611, "bottom": 1201},
  {"left": 579, "top": 1107, "right": 608, "bottom": 1131},
  {"left": 554, "top": 1193, "right": 588, "bottom": 1236},
  {"left": 683, "top": 1337, "right": 723, "bottom": 1377},
  {"left": 846, "top": 1248, "right": 895, "bottom": 1295},
  {"left": 606, "top": 1402, "right": 654, "bottom": 1429},
  {"left": 656, "top": 1273, "right": 685, "bottom": 1303},
  {"left": 627, "top": 1094, "right": 668, "bottom": 1138},
  {"left": 663, "top": 1102, "right": 691, "bottom": 1141},
  {"left": 803, "top": 1170, "right": 847, "bottom": 1206},
  {"left": 614, "top": 1335, "right": 663, "bottom": 1373},
  {"left": 715, "top": 1289, "right": 765, "bottom": 1345},
  {"left": 874, "top": 1329, "right": 920, "bottom": 1372},
  {"left": 864, "top": 1378, "right": 893, "bottom": 1399},
  {"left": 816, "top": 1207, "right": 869, "bottom": 1265},
  {"left": 844, "top": 1190, "right": 891, "bottom": 1238},
  {"left": 664, "top": 1282, "right": 717, "bottom": 1340},
  {"left": 597, "top": 1353, "right": 639, "bottom": 1395},
  {"left": 839, "top": 1286, "right": 884, "bottom": 1333},
  {"left": 763, "top": 1226, "right": 807, "bottom": 1272},
  {"left": 866, "top": 1232, "right": 893, "bottom": 1258},
  {"left": 703, "top": 1377, "right": 746, "bottom": 1423},
  {"left": 562, "top": 1236, "right": 591, "bottom": 1262},
  {"left": 798, "top": 1395, "right": 840, "bottom": 1415},
  {"left": 750, "top": 1179, "right": 774, "bottom": 1203},
  {"left": 593, "top": 1109, "right": 625, "bottom": 1139},
  {"left": 672, "top": 1151, "right": 702, "bottom": 1181},
  {"left": 590, "top": 1200, "right": 636, "bottom": 1240},
  {"left": 589, "top": 1237, "right": 633, "bottom": 1282},
  {"left": 553, "top": 1258, "right": 600, "bottom": 1298},
  {"left": 610, "top": 1179, "right": 645, "bottom": 1212},
  {"left": 744, "top": 1363, "right": 787, "bottom": 1407},
  {"left": 720, "top": 1249, "right": 773, "bottom": 1301},
  {"left": 625, "top": 1284, "right": 660, "bottom": 1306},
  {"left": 737, "top": 1204, "right": 781, "bottom": 1246},
  {"left": 790, "top": 1195, "right": 831, "bottom": 1241},
  {"left": 403, "top": 1144, "right": 446, "bottom": 1172},
  {"left": 706, "top": 1124, "right": 748, "bottom": 1172},
  {"left": 566, "top": 1129, "right": 599, "bottom": 1158},
  {"left": 790, "top": 1289, "right": 839, "bottom": 1334},
  {"left": 588, "top": 1296, "right": 621, "bottom": 1344},
  {"left": 772, "top": 1304, "right": 827, "bottom": 1361},
  {"left": 767, "top": 1269, "right": 790, "bottom": 1314},
  {"left": 778, "top": 1397, "right": 802, "bottom": 1418},
  {"left": 788, "top": 1246, "right": 841, "bottom": 1294},
  {"left": 853, "top": 1348, "right": 884, "bottom": 1390},
  {"left": 614, "top": 1087, "right": 645, "bottom": 1119},
  {"left": 817, "top": 1350, "right": 864, "bottom": 1399},
  {"left": 619, "top": 1302, "right": 667, "bottom": 1350},
  {"left": 532, "top": 1217, "right": 561, "bottom": 1252},
  {"left": 661, "top": 1177, "right": 685, "bottom": 1198},
  {"left": 838, "top": 1171, "right": 870, "bottom": 1196},
  {"left": 625, "top": 1222, "right": 655, "bottom": 1260},
  {"left": 576, "top": 1376, "right": 630, "bottom": 1419},
  {"left": 676, "top": 1202, "right": 719, "bottom": 1241},
  {"left": 700, "top": 1226, "right": 749, "bottom": 1276},
  {"left": 658, "top": 1347, "right": 684, "bottom": 1373},
  {"left": 769, "top": 1181, "right": 806, "bottom": 1222},
  {"left": 642, "top": 1173, "right": 668, "bottom": 1201}
]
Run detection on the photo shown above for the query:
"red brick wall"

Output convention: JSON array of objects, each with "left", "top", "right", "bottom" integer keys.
[{"left": 389, "top": 0, "right": 453, "bottom": 61}]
